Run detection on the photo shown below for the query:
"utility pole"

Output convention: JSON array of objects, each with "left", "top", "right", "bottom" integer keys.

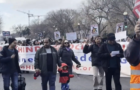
[{"left": 17, "top": 10, "right": 34, "bottom": 28}]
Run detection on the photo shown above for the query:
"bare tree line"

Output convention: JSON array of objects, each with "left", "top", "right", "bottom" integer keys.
[{"left": 12, "top": 0, "right": 136, "bottom": 39}]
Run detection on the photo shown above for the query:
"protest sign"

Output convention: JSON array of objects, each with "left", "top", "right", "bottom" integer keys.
[{"left": 66, "top": 32, "right": 77, "bottom": 40}]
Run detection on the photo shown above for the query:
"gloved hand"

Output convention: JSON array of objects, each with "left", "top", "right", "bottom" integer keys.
[{"left": 76, "top": 64, "right": 81, "bottom": 68}]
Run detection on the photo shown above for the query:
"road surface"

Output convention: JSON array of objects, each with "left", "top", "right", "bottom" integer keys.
[{"left": 0, "top": 73, "right": 130, "bottom": 90}]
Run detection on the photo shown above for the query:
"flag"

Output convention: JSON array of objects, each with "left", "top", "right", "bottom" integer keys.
[{"left": 133, "top": 0, "right": 140, "bottom": 18}]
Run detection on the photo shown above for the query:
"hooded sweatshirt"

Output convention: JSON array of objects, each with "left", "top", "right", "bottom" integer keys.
[{"left": 58, "top": 63, "right": 74, "bottom": 84}]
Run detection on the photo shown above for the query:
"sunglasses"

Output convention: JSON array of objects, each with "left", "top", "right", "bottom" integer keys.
[
  {"left": 44, "top": 42, "right": 49, "bottom": 43},
  {"left": 64, "top": 42, "right": 68, "bottom": 44}
]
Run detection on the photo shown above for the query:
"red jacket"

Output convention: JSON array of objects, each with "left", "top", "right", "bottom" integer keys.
[{"left": 58, "top": 63, "right": 74, "bottom": 84}]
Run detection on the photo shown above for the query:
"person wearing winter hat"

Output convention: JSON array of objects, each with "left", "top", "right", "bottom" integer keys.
[
  {"left": 0, "top": 38, "right": 21, "bottom": 90},
  {"left": 98, "top": 33, "right": 124, "bottom": 90}
]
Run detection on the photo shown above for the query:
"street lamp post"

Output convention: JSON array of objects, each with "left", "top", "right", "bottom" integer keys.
[
  {"left": 78, "top": 23, "right": 81, "bottom": 40},
  {"left": 123, "top": 12, "right": 130, "bottom": 38},
  {"left": 123, "top": 12, "right": 128, "bottom": 30},
  {"left": 43, "top": 31, "right": 45, "bottom": 38},
  {"left": 123, "top": 12, "right": 134, "bottom": 39}
]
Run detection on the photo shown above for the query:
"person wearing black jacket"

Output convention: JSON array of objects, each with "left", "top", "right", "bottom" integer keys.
[
  {"left": 58, "top": 40, "right": 81, "bottom": 89},
  {"left": 83, "top": 36, "right": 104, "bottom": 90},
  {"left": 0, "top": 38, "right": 21, "bottom": 90},
  {"left": 98, "top": 33, "right": 124, "bottom": 90}
]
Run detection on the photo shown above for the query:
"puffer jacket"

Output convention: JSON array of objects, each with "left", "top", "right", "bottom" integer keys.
[
  {"left": 58, "top": 63, "right": 74, "bottom": 84},
  {"left": 83, "top": 44, "right": 102, "bottom": 66}
]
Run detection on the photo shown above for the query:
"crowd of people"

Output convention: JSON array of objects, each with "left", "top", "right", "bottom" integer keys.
[
  {"left": 3, "top": 38, "right": 86, "bottom": 47},
  {"left": 1, "top": 22, "right": 140, "bottom": 90}
]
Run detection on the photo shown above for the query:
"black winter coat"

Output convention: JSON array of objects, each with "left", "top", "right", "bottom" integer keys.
[
  {"left": 83, "top": 44, "right": 102, "bottom": 66},
  {"left": 97, "top": 43, "right": 124, "bottom": 69},
  {"left": 0, "top": 46, "right": 21, "bottom": 73},
  {"left": 58, "top": 47, "right": 81, "bottom": 66},
  {"left": 124, "top": 35, "right": 140, "bottom": 66}
]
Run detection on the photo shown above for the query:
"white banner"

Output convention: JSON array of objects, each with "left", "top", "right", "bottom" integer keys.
[{"left": 0, "top": 42, "right": 130, "bottom": 77}]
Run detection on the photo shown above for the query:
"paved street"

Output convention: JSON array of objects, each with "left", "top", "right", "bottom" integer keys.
[{"left": 0, "top": 73, "right": 130, "bottom": 90}]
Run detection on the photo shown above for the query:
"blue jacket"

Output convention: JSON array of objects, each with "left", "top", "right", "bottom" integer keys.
[{"left": 0, "top": 46, "right": 21, "bottom": 73}]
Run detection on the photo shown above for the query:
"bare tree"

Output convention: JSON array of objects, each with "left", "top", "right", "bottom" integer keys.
[
  {"left": 43, "top": 9, "right": 79, "bottom": 36},
  {"left": 23, "top": 0, "right": 136, "bottom": 39},
  {"left": 82, "top": 0, "right": 110, "bottom": 34},
  {"left": 12, "top": 25, "right": 28, "bottom": 37},
  {"left": 82, "top": 0, "right": 136, "bottom": 35}
]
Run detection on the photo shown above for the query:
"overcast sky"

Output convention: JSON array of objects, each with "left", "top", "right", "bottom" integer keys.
[{"left": 0, "top": 0, "right": 84, "bottom": 32}]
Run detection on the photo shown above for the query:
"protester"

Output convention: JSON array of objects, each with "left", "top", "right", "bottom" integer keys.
[
  {"left": 126, "top": 37, "right": 132, "bottom": 42},
  {"left": 18, "top": 40, "right": 22, "bottom": 46},
  {"left": 58, "top": 40, "right": 81, "bottom": 89},
  {"left": 54, "top": 40, "right": 59, "bottom": 45},
  {"left": 3, "top": 38, "right": 8, "bottom": 44},
  {"left": 34, "top": 38, "right": 61, "bottom": 90},
  {"left": 22, "top": 41, "right": 26, "bottom": 46},
  {"left": 90, "top": 36, "right": 95, "bottom": 44},
  {"left": 98, "top": 33, "right": 124, "bottom": 90},
  {"left": 102, "top": 36, "right": 107, "bottom": 43},
  {"left": 33, "top": 40, "right": 39, "bottom": 45},
  {"left": 0, "top": 38, "right": 21, "bottom": 90},
  {"left": 124, "top": 22, "right": 140, "bottom": 90},
  {"left": 26, "top": 39, "right": 32, "bottom": 46},
  {"left": 58, "top": 39, "right": 63, "bottom": 44},
  {"left": 40, "top": 40, "right": 44, "bottom": 45},
  {"left": 83, "top": 36, "right": 104, "bottom": 90},
  {"left": 58, "top": 63, "right": 74, "bottom": 90}
]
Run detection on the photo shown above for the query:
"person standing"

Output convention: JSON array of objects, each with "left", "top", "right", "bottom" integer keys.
[
  {"left": 0, "top": 38, "right": 21, "bottom": 90},
  {"left": 58, "top": 40, "right": 81, "bottom": 89},
  {"left": 83, "top": 36, "right": 104, "bottom": 90},
  {"left": 58, "top": 63, "right": 74, "bottom": 90},
  {"left": 98, "top": 33, "right": 124, "bottom": 90},
  {"left": 124, "top": 22, "right": 140, "bottom": 90},
  {"left": 34, "top": 38, "right": 61, "bottom": 90}
]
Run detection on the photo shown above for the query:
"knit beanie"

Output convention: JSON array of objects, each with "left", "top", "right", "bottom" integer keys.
[
  {"left": 9, "top": 38, "right": 16, "bottom": 45},
  {"left": 107, "top": 33, "right": 116, "bottom": 41}
]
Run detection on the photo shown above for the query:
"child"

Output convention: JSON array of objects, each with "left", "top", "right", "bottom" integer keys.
[{"left": 58, "top": 63, "right": 74, "bottom": 90}]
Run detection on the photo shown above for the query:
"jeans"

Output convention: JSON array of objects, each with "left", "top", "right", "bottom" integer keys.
[
  {"left": 2, "top": 72, "right": 18, "bottom": 90},
  {"left": 105, "top": 68, "right": 122, "bottom": 90},
  {"left": 61, "top": 83, "right": 69, "bottom": 90},
  {"left": 41, "top": 72, "right": 56, "bottom": 90},
  {"left": 93, "top": 66, "right": 104, "bottom": 89}
]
